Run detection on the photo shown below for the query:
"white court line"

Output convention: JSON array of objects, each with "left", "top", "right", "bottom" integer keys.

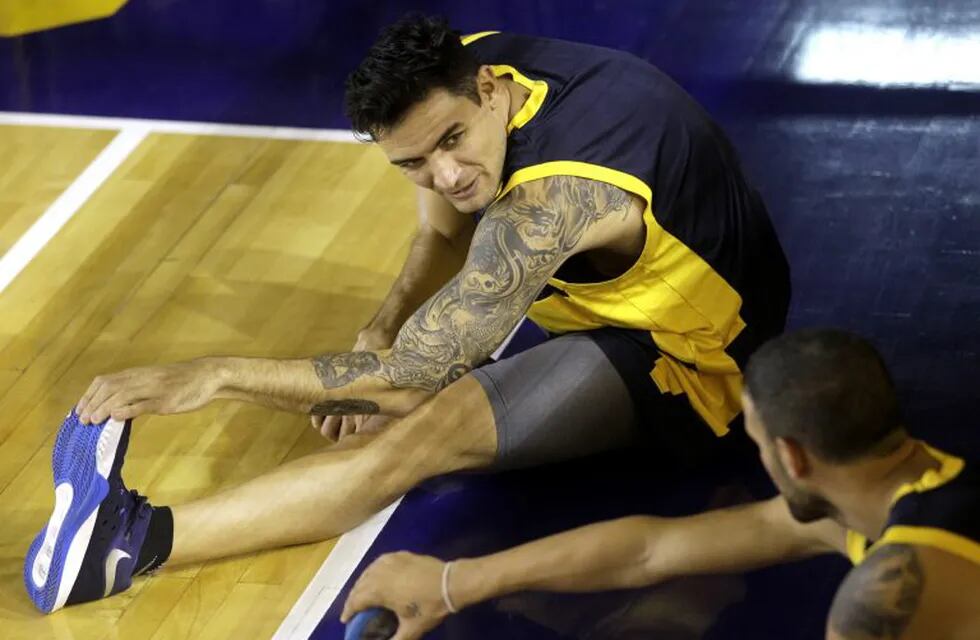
[
  {"left": 0, "top": 110, "right": 381, "bottom": 638},
  {"left": 0, "top": 111, "right": 359, "bottom": 142},
  {"left": 0, "top": 126, "right": 149, "bottom": 295},
  {"left": 274, "top": 499, "right": 403, "bottom": 640},
  {"left": 277, "top": 316, "right": 531, "bottom": 639}
]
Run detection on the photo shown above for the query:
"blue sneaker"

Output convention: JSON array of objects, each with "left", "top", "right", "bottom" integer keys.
[{"left": 24, "top": 412, "right": 154, "bottom": 613}]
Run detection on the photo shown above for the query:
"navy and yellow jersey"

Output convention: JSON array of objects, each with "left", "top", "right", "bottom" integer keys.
[
  {"left": 462, "top": 31, "right": 790, "bottom": 435},
  {"left": 847, "top": 445, "right": 980, "bottom": 567}
]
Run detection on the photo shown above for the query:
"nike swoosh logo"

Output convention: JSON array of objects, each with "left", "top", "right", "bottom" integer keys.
[{"left": 104, "top": 548, "right": 131, "bottom": 597}]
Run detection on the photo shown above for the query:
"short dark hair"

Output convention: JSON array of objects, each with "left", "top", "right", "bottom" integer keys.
[
  {"left": 344, "top": 14, "right": 481, "bottom": 141},
  {"left": 744, "top": 329, "right": 904, "bottom": 463}
]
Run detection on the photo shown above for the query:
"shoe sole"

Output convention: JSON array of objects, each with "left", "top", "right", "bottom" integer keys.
[{"left": 24, "top": 416, "right": 128, "bottom": 613}]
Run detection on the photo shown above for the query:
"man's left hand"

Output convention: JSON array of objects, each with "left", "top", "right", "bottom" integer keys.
[{"left": 341, "top": 552, "right": 450, "bottom": 640}]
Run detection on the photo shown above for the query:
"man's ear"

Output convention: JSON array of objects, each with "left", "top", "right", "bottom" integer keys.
[
  {"left": 476, "top": 65, "right": 498, "bottom": 105},
  {"left": 775, "top": 436, "right": 811, "bottom": 480}
]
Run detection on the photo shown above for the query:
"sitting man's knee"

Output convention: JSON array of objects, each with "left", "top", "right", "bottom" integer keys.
[{"left": 377, "top": 376, "right": 499, "bottom": 473}]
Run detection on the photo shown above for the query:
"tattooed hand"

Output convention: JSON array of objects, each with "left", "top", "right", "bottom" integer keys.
[
  {"left": 828, "top": 544, "right": 924, "bottom": 640},
  {"left": 310, "top": 175, "right": 633, "bottom": 409},
  {"left": 341, "top": 552, "right": 450, "bottom": 640}
]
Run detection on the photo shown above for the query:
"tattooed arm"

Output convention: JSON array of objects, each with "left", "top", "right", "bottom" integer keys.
[
  {"left": 229, "top": 176, "right": 630, "bottom": 416},
  {"left": 358, "top": 188, "right": 475, "bottom": 345},
  {"left": 827, "top": 544, "right": 925, "bottom": 640},
  {"left": 363, "top": 175, "right": 631, "bottom": 387},
  {"left": 75, "top": 175, "right": 634, "bottom": 425},
  {"left": 298, "top": 175, "right": 631, "bottom": 414}
]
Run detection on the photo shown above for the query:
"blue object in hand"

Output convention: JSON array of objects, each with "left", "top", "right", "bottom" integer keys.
[{"left": 344, "top": 607, "right": 399, "bottom": 640}]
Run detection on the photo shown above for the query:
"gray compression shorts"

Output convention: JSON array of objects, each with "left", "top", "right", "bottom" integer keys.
[{"left": 471, "top": 327, "right": 719, "bottom": 470}]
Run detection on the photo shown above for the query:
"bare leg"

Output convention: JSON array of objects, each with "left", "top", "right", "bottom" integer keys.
[{"left": 167, "top": 376, "right": 496, "bottom": 566}]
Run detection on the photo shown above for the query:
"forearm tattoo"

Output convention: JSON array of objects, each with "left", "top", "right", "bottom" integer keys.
[
  {"left": 312, "top": 352, "right": 382, "bottom": 387},
  {"left": 309, "top": 400, "right": 380, "bottom": 416},
  {"left": 829, "top": 544, "right": 924, "bottom": 639},
  {"left": 312, "top": 176, "right": 632, "bottom": 398}
]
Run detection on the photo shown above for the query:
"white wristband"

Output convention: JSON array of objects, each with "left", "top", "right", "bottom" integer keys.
[{"left": 441, "top": 561, "right": 459, "bottom": 614}]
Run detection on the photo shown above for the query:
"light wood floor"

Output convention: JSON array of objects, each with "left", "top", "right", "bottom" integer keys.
[
  {"left": 0, "top": 126, "right": 416, "bottom": 639},
  {"left": 0, "top": 126, "right": 117, "bottom": 256}
]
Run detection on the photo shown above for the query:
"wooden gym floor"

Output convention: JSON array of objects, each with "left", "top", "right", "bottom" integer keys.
[{"left": 0, "top": 121, "right": 415, "bottom": 639}]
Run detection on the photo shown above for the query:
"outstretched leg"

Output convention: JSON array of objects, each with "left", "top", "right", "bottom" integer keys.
[
  {"left": 169, "top": 329, "right": 657, "bottom": 564},
  {"left": 24, "top": 376, "right": 497, "bottom": 613},
  {"left": 169, "top": 375, "right": 496, "bottom": 565},
  {"left": 28, "top": 328, "right": 671, "bottom": 612}
]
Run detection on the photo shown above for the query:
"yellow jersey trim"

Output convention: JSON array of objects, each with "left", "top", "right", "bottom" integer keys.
[
  {"left": 499, "top": 160, "right": 652, "bottom": 212},
  {"left": 846, "top": 444, "right": 968, "bottom": 565},
  {"left": 874, "top": 526, "right": 980, "bottom": 566},
  {"left": 460, "top": 31, "right": 500, "bottom": 46},
  {"left": 489, "top": 65, "right": 549, "bottom": 133},
  {"left": 845, "top": 530, "right": 867, "bottom": 565},
  {"left": 457, "top": 34, "right": 549, "bottom": 134},
  {"left": 891, "top": 443, "right": 964, "bottom": 503},
  {"left": 497, "top": 161, "right": 661, "bottom": 292},
  {"left": 494, "top": 160, "right": 746, "bottom": 436}
]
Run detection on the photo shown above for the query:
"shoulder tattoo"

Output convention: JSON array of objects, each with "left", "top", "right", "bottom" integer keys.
[{"left": 829, "top": 543, "right": 924, "bottom": 639}]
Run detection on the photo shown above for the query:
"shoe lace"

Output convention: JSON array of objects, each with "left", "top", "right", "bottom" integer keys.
[{"left": 116, "top": 489, "right": 151, "bottom": 539}]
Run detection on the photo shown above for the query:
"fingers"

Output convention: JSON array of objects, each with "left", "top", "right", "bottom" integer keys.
[
  {"left": 338, "top": 416, "right": 359, "bottom": 440},
  {"left": 388, "top": 603, "right": 429, "bottom": 640},
  {"left": 320, "top": 415, "right": 341, "bottom": 440},
  {"left": 91, "top": 392, "right": 143, "bottom": 424},
  {"left": 341, "top": 569, "right": 380, "bottom": 622},
  {"left": 359, "top": 414, "right": 392, "bottom": 435},
  {"left": 76, "top": 378, "right": 103, "bottom": 423},
  {"left": 80, "top": 381, "right": 136, "bottom": 425},
  {"left": 340, "top": 553, "right": 443, "bottom": 640},
  {"left": 341, "top": 554, "right": 403, "bottom": 621},
  {"left": 110, "top": 400, "right": 155, "bottom": 422},
  {"left": 390, "top": 625, "right": 422, "bottom": 640},
  {"left": 319, "top": 414, "right": 387, "bottom": 441},
  {"left": 78, "top": 369, "right": 155, "bottom": 424},
  {"left": 340, "top": 414, "right": 388, "bottom": 440},
  {"left": 76, "top": 362, "right": 214, "bottom": 425}
]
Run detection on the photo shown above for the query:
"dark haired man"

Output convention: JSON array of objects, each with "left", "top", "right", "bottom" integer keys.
[
  {"left": 27, "top": 16, "right": 791, "bottom": 611},
  {"left": 344, "top": 329, "right": 980, "bottom": 640}
]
